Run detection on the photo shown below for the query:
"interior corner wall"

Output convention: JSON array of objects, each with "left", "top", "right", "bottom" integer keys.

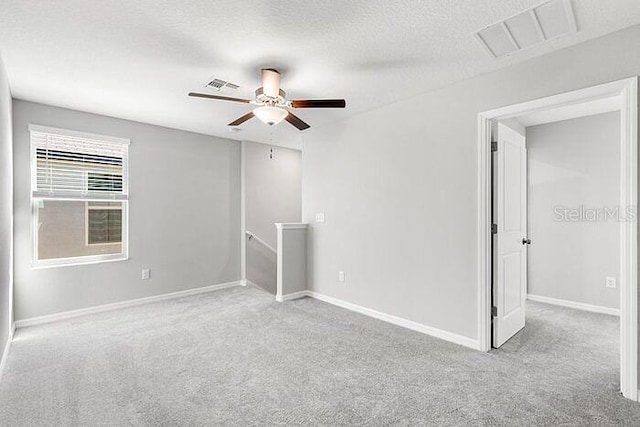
[
  {"left": 0, "top": 51, "right": 13, "bottom": 350},
  {"left": 12, "top": 100, "right": 241, "bottom": 320},
  {"left": 244, "top": 141, "right": 301, "bottom": 293},
  {"left": 301, "top": 24, "right": 640, "bottom": 342},
  {"left": 527, "top": 112, "right": 621, "bottom": 309}
]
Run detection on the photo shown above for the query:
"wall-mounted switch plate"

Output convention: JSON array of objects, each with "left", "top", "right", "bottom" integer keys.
[
  {"left": 142, "top": 268, "right": 151, "bottom": 280},
  {"left": 315, "top": 213, "right": 325, "bottom": 223},
  {"left": 338, "top": 271, "right": 345, "bottom": 282},
  {"left": 605, "top": 276, "right": 616, "bottom": 288}
]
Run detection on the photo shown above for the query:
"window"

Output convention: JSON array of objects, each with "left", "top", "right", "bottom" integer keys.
[
  {"left": 86, "top": 202, "right": 123, "bottom": 245},
  {"left": 30, "top": 125, "right": 130, "bottom": 267}
]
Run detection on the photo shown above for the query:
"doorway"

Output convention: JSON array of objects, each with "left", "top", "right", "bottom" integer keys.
[
  {"left": 477, "top": 77, "right": 638, "bottom": 400},
  {"left": 240, "top": 141, "right": 302, "bottom": 295}
]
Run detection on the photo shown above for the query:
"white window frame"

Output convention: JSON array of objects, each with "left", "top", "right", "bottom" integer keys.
[{"left": 30, "top": 124, "right": 130, "bottom": 268}]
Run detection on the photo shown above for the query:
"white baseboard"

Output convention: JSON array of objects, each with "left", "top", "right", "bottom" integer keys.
[
  {"left": 527, "top": 294, "right": 620, "bottom": 316},
  {"left": 15, "top": 280, "right": 243, "bottom": 329},
  {"left": 305, "top": 291, "right": 480, "bottom": 350},
  {"left": 0, "top": 324, "right": 15, "bottom": 383},
  {"left": 275, "top": 290, "right": 308, "bottom": 302}
]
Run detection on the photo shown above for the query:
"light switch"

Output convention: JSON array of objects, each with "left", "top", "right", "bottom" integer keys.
[
  {"left": 338, "top": 271, "right": 345, "bottom": 282},
  {"left": 605, "top": 276, "right": 616, "bottom": 288},
  {"left": 142, "top": 268, "right": 151, "bottom": 280},
  {"left": 315, "top": 213, "right": 325, "bottom": 223}
]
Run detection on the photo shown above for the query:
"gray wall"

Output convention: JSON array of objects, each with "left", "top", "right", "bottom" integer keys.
[
  {"left": 13, "top": 100, "right": 241, "bottom": 320},
  {"left": 244, "top": 141, "right": 301, "bottom": 293},
  {"left": 246, "top": 242, "right": 277, "bottom": 294},
  {"left": 302, "top": 24, "right": 640, "bottom": 341},
  {"left": 278, "top": 227, "right": 307, "bottom": 297},
  {"left": 527, "top": 112, "right": 620, "bottom": 309},
  {"left": 0, "top": 52, "right": 13, "bottom": 349}
]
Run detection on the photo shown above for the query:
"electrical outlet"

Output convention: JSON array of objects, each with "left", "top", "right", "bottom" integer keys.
[
  {"left": 605, "top": 276, "right": 616, "bottom": 288},
  {"left": 338, "top": 271, "right": 345, "bottom": 282},
  {"left": 142, "top": 268, "right": 151, "bottom": 280},
  {"left": 315, "top": 213, "right": 325, "bottom": 223}
]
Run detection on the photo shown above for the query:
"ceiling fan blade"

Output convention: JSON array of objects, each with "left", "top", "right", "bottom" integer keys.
[
  {"left": 290, "top": 99, "right": 346, "bottom": 109},
  {"left": 188, "top": 92, "right": 251, "bottom": 103},
  {"left": 228, "top": 112, "right": 255, "bottom": 127},
  {"left": 261, "top": 68, "right": 281, "bottom": 98},
  {"left": 285, "top": 112, "right": 311, "bottom": 131}
]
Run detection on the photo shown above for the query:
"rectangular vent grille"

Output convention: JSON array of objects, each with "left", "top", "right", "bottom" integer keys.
[
  {"left": 205, "top": 78, "right": 239, "bottom": 91},
  {"left": 474, "top": 0, "right": 577, "bottom": 59}
]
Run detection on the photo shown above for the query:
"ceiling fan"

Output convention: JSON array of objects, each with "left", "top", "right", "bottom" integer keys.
[{"left": 188, "top": 68, "right": 346, "bottom": 131}]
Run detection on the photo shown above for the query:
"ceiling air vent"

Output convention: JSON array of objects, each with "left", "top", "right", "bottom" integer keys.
[
  {"left": 474, "top": 0, "right": 577, "bottom": 59},
  {"left": 205, "top": 78, "right": 239, "bottom": 91}
]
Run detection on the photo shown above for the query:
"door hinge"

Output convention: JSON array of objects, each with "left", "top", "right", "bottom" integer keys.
[
  {"left": 492, "top": 306, "right": 497, "bottom": 317},
  {"left": 491, "top": 141, "right": 498, "bottom": 152},
  {"left": 491, "top": 224, "right": 497, "bottom": 234}
]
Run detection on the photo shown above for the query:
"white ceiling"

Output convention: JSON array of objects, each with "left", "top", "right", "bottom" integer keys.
[{"left": 1, "top": 1, "right": 640, "bottom": 149}]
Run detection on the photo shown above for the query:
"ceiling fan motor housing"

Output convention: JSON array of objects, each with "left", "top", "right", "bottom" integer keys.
[{"left": 254, "top": 87, "right": 288, "bottom": 107}]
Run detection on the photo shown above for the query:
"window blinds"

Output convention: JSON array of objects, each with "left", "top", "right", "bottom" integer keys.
[{"left": 30, "top": 125, "right": 129, "bottom": 200}]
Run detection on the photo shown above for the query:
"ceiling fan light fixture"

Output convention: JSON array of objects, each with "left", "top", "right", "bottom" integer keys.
[{"left": 253, "top": 106, "right": 288, "bottom": 126}]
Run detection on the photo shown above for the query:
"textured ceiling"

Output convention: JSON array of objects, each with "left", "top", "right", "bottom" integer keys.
[{"left": 1, "top": 0, "right": 640, "bottom": 149}]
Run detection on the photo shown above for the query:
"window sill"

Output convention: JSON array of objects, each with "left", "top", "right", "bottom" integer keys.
[{"left": 31, "top": 254, "right": 128, "bottom": 269}]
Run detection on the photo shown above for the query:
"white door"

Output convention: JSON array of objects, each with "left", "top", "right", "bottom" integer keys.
[{"left": 493, "top": 122, "right": 528, "bottom": 348}]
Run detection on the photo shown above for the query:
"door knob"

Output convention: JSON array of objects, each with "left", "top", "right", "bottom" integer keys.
[{"left": 522, "top": 238, "right": 531, "bottom": 245}]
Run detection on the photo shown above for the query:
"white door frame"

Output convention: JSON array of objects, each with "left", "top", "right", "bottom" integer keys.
[{"left": 476, "top": 77, "right": 638, "bottom": 401}]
